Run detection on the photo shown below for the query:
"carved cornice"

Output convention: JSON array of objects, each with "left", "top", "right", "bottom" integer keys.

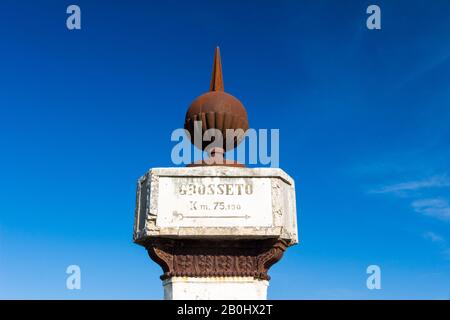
[{"left": 145, "top": 239, "right": 288, "bottom": 280}]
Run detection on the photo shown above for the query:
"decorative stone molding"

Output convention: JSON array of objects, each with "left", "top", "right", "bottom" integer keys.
[{"left": 145, "top": 238, "right": 289, "bottom": 280}]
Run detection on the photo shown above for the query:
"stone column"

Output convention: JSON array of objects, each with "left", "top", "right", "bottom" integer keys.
[
  {"left": 163, "top": 277, "right": 269, "bottom": 300},
  {"left": 133, "top": 167, "right": 298, "bottom": 300}
]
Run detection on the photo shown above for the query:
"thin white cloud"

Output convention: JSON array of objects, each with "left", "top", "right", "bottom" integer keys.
[
  {"left": 423, "top": 231, "right": 445, "bottom": 243},
  {"left": 368, "top": 174, "right": 450, "bottom": 222},
  {"left": 369, "top": 175, "right": 450, "bottom": 194},
  {"left": 412, "top": 198, "right": 450, "bottom": 221},
  {"left": 422, "top": 231, "right": 450, "bottom": 261}
]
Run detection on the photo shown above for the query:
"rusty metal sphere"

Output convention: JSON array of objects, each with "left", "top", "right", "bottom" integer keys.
[{"left": 184, "top": 91, "right": 249, "bottom": 151}]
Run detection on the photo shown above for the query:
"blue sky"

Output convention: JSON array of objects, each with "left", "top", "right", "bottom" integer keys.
[{"left": 1, "top": 0, "right": 450, "bottom": 299}]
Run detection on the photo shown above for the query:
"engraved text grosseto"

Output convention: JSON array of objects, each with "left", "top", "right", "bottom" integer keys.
[{"left": 178, "top": 183, "right": 253, "bottom": 196}]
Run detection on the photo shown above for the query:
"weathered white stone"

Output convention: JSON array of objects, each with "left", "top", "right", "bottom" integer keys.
[
  {"left": 157, "top": 176, "right": 273, "bottom": 228},
  {"left": 133, "top": 167, "right": 298, "bottom": 245},
  {"left": 163, "top": 277, "right": 269, "bottom": 300}
]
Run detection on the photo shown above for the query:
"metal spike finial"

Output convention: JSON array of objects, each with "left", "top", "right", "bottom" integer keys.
[{"left": 209, "top": 47, "right": 224, "bottom": 92}]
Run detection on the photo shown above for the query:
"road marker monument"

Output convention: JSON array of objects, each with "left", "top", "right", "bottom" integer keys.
[{"left": 134, "top": 48, "right": 298, "bottom": 300}]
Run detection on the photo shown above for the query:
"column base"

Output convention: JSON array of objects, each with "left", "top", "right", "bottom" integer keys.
[{"left": 163, "top": 276, "right": 269, "bottom": 300}]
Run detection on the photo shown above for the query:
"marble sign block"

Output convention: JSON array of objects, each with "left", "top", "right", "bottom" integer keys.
[{"left": 133, "top": 167, "right": 298, "bottom": 245}]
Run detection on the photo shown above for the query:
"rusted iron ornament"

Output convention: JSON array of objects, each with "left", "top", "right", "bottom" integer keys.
[{"left": 184, "top": 47, "right": 249, "bottom": 167}]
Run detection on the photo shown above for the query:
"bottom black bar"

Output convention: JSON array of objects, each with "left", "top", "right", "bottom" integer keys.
[{"left": 0, "top": 300, "right": 447, "bottom": 318}]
